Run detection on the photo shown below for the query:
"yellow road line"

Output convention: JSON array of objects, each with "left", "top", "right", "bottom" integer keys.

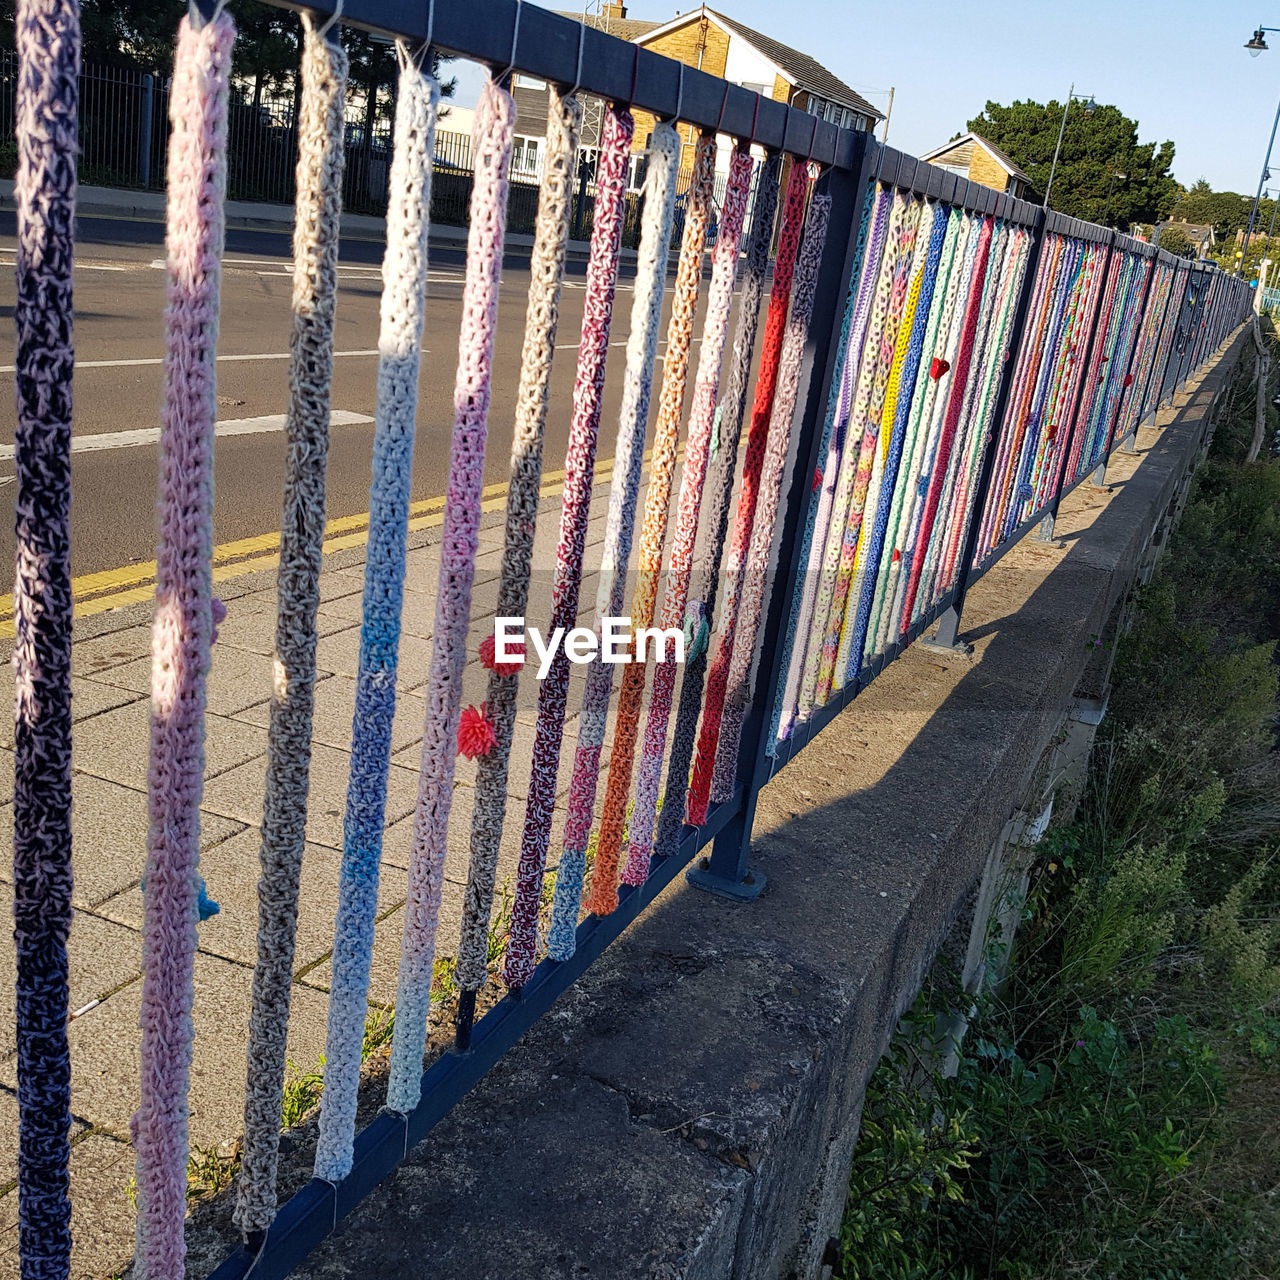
[{"left": 0, "top": 446, "right": 653, "bottom": 638}]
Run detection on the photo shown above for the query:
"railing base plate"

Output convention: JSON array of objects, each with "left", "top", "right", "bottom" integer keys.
[
  {"left": 919, "top": 634, "right": 974, "bottom": 657},
  {"left": 685, "top": 858, "right": 768, "bottom": 901}
]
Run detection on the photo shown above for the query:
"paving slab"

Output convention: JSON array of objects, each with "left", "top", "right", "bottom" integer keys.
[
  {"left": 0, "top": 773, "right": 243, "bottom": 910},
  {"left": 0, "top": 953, "right": 329, "bottom": 1146},
  {"left": 95, "top": 828, "right": 409, "bottom": 978}
]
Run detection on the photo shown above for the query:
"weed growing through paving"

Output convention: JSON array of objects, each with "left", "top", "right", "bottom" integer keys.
[{"left": 837, "top": 347, "right": 1280, "bottom": 1279}]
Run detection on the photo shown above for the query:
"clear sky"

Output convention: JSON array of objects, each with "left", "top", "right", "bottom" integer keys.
[{"left": 447, "top": 0, "right": 1280, "bottom": 196}]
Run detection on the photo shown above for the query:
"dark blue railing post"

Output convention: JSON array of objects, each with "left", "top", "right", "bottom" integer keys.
[
  {"left": 1092, "top": 242, "right": 1160, "bottom": 482},
  {"left": 1034, "top": 227, "right": 1118, "bottom": 545},
  {"left": 685, "top": 134, "right": 877, "bottom": 900},
  {"left": 927, "top": 205, "right": 1049, "bottom": 653}
]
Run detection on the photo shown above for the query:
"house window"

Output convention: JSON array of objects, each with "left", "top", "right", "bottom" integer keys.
[
  {"left": 513, "top": 74, "right": 547, "bottom": 91},
  {"left": 511, "top": 135, "right": 541, "bottom": 178},
  {"left": 738, "top": 81, "right": 770, "bottom": 99},
  {"left": 806, "top": 94, "right": 825, "bottom": 116},
  {"left": 627, "top": 152, "right": 647, "bottom": 192}
]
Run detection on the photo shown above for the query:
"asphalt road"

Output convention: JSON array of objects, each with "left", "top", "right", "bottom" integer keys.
[{"left": 0, "top": 212, "right": 714, "bottom": 581}]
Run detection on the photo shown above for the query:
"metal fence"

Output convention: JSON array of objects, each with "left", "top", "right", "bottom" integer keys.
[{"left": 5, "top": 2, "right": 1252, "bottom": 1279}]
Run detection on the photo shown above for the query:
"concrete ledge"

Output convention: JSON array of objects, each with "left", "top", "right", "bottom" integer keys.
[{"left": 264, "top": 339, "right": 1244, "bottom": 1279}]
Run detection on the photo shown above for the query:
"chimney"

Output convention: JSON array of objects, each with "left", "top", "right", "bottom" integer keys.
[{"left": 603, "top": 1, "right": 628, "bottom": 17}]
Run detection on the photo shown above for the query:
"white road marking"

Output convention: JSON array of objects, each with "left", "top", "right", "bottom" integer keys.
[{"left": 0, "top": 410, "right": 374, "bottom": 461}]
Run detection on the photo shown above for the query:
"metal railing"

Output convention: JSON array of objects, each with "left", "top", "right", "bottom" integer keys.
[{"left": 6, "top": 2, "right": 1251, "bottom": 1278}]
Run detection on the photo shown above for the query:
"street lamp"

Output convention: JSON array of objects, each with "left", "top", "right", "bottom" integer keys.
[
  {"left": 1043, "top": 83, "right": 1097, "bottom": 210},
  {"left": 1240, "top": 25, "right": 1280, "bottom": 276}
]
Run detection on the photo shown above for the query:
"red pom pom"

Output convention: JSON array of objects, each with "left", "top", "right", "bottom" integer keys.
[
  {"left": 812, "top": 466, "right": 823, "bottom": 492},
  {"left": 1123, "top": 373, "right": 1134, "bottom": 388},
  {"left": 458, "top": 703, "right": 498, "bottom": 759},
  {"left": 480, "top": 631, "right": 525, "bottom": 677},
  {"left": 929, "top": 357, "right": 951, "bottom": 380},
  {"left": 891, "top": 548, "right": 901, "bottom": 563}
]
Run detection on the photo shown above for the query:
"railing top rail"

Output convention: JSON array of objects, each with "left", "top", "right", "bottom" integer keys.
[{"left": 253, "top": 0, "right": 863, "bottom": 167}]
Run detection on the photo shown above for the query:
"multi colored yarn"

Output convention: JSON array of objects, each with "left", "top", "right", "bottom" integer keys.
[
  {"left": 898, "top": 216, "right": 995, "bottom": 627},
  {"left": 710, "top": 186, "right": 832, "bottom": 804},
  {"left": 809, "top": 192, "right": 924, "bottom": 706},
  {"left": 863, "top": 206, "right": 969, "bottom": 667},
  {"left": 839, "top": 200, "right": 949, "bottom": 679},
  {"left": 794, "top": 190, "right": 920, "bottom": 717},
  {"left": 387, "top": 76, "right": 516, "bottom": 1109},
  {"left": 685, "top": 156, "right": 811, "bottom": 826},
  {"left": 456, "top": 90, "right": 581, "bottom": 1000},
  {"left": 133, "top": 12, "right": 234, "bottom": 1279},
  {"left": 313, "top": 54, "right": 439, "bottom": 1181},
  {"left": 548, "top": 121, "right": 681, "bottom": 958},
  {"left": 832, "top": 208, "right": 940, "bottom": 677},
  {"left": 236, "top": 17, "right": 348, "bottom": 1237},
  {"left": 656, "top": 151, "right": 781, "bottom": 852},
  {"left": 499, "top": 103, "right": 634, "bottom": 992},
  {"left": 11, "top": 1, "right": 77, "bottom": 1274},
  {"left": 772, "top": 180, "right": 886, "bottom": 748},
  {"left": 586, "top": 132, "right": 717, "bottom": 915},
  {"left": 623, "top": 143, "right": 754, "bottom": 875}
]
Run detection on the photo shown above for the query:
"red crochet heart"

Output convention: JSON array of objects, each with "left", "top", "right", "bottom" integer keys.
[{"left": 929, "top": 357, "right": 950, "bottom": 380}]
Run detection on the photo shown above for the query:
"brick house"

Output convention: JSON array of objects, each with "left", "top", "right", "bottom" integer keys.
[
  {"left": 919, "top": 131, "right": 1032, "bottom": 201},
  {"left": 510, "top": 3, "right": 881, "bottom": 186}
]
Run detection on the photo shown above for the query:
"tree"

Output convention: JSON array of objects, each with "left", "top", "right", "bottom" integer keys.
[
  {"left": 1155, "top": 224, "right": 1195, "bottom": 259},
  {"left": 1166, "top": 179, "right": 1258, "bottom": 240},
  {"left": 966, "top": 99, "right": 1180, "bottom": 227}
]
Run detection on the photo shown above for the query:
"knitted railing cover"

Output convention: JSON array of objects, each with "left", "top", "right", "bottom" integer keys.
[
  {"left": 548, "top": 121, "right": 681, "bottom": 958},
  {"left": 133, "top": 12, "right": 234, "bottom": 1280},
  {"left": 771, "top": 181, "right": 884, "bottom": 748},
  {"left": 623, "top": 143, "right": 754, "bottom": 876},
  {"left": 791, "top": 191, "right": 919, "bottom": 728},
  {"left": 312, "top": 54, "right": 440, "bottom": 1182},
  {"left": 11, "top": 0, "right": 78, "bottom": 1274},
  {"left": 456, "top": 90, "right": 582, "bottom": 1000},
  {"left": 685, "top": 157, "right": 811, "bottom": 827},
  {"left": 655, "top": 151, "right": 781, "bottom": 855},
  {"left": 387, "top": 76, "right": 515, "bottom": 1111},
  {"left": 235, "top": 19, "right": 348, "bottom": 1238},
  {"left": 586, "top": 133, "right": 716, "bottom": 917},
  {"left": 710, "top": 186, "right": 832, "bottom": 804},
  {"left": 498, "top": 104, "right": 634, "bottom": 993}
]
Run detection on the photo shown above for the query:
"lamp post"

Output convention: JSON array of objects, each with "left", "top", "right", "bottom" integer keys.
[
  {"left": 1043, "top": 83, "right": 1096, "bottom": 210},
  {"left": 1239, "top": 26, "right": 1280, "bottom": 276}
]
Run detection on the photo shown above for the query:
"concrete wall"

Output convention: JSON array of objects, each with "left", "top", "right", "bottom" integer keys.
[{"left": 286, "top": 332, "right": 1247, "bottom": 1280}]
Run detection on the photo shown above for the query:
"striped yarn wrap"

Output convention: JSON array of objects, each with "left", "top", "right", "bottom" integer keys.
[
  {"left": 795, "top": 190, "right": 916, "bottom": 717},
  {"left": 236, "top": 18, "right": 348, "bottom": 1238},
  {"left": 932, "top": 225, "right": 1030, "bottom": 602},
  {"left": 772, "top": 180, "right": 886, "bottom": 747},
  {"left": 684, "top": 156, "right": 811, "bottom": 827},
  {"left": 456, "top": 90, "right": 582, "bottom": 993},
  {"left": 386, "top": 77, "right": 516, "bottom": 1108},
  {"left": 547, "top": 121, "right": 680, "bottom": 959},
  {"left": 812, "top": 193, "right": 924, "bottom": 704},
  {"left": 839, "top": 201, "right": 949, "bottom": 680},
  {"left": 865, "top": 207, "right": 966, "bottom": 670},
  {"left": 499, "top": 104, "right": 634, "bottom": 992},
  {"left": 622, "top": 144, "right": 755, "bottom": 876},
  {"left": 910, "top": 221, "right": 1017, "bottom": 622},
  {"left": 976, "top": 234, "right": 1063, "bottom": 559},
  {"left": 834, "top": 206, "right": 945, "bottom": 676},
  {"left": 312, "top": 56, "right": 440, "bottom": 1181},
  {"left": 585, "top": 132, "right": 717, "bottom": 917},
  {"left": 898, "top": 216, "right": 995, "bottom": 628},
  {"left": 11, "top": 1, "right": 77, "bottom": 1274},
  {"left": 879, "top": 211, "right": 983, "bottom": 648},
  {"left": 133, "top": 13, "right": 234, "bottom": 1280},
  {"left": 710, "top": 186, "right": 832, "bottom": 804},
  {"left": 656, "top": 151, "right": 781, "bottom": 852}
]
